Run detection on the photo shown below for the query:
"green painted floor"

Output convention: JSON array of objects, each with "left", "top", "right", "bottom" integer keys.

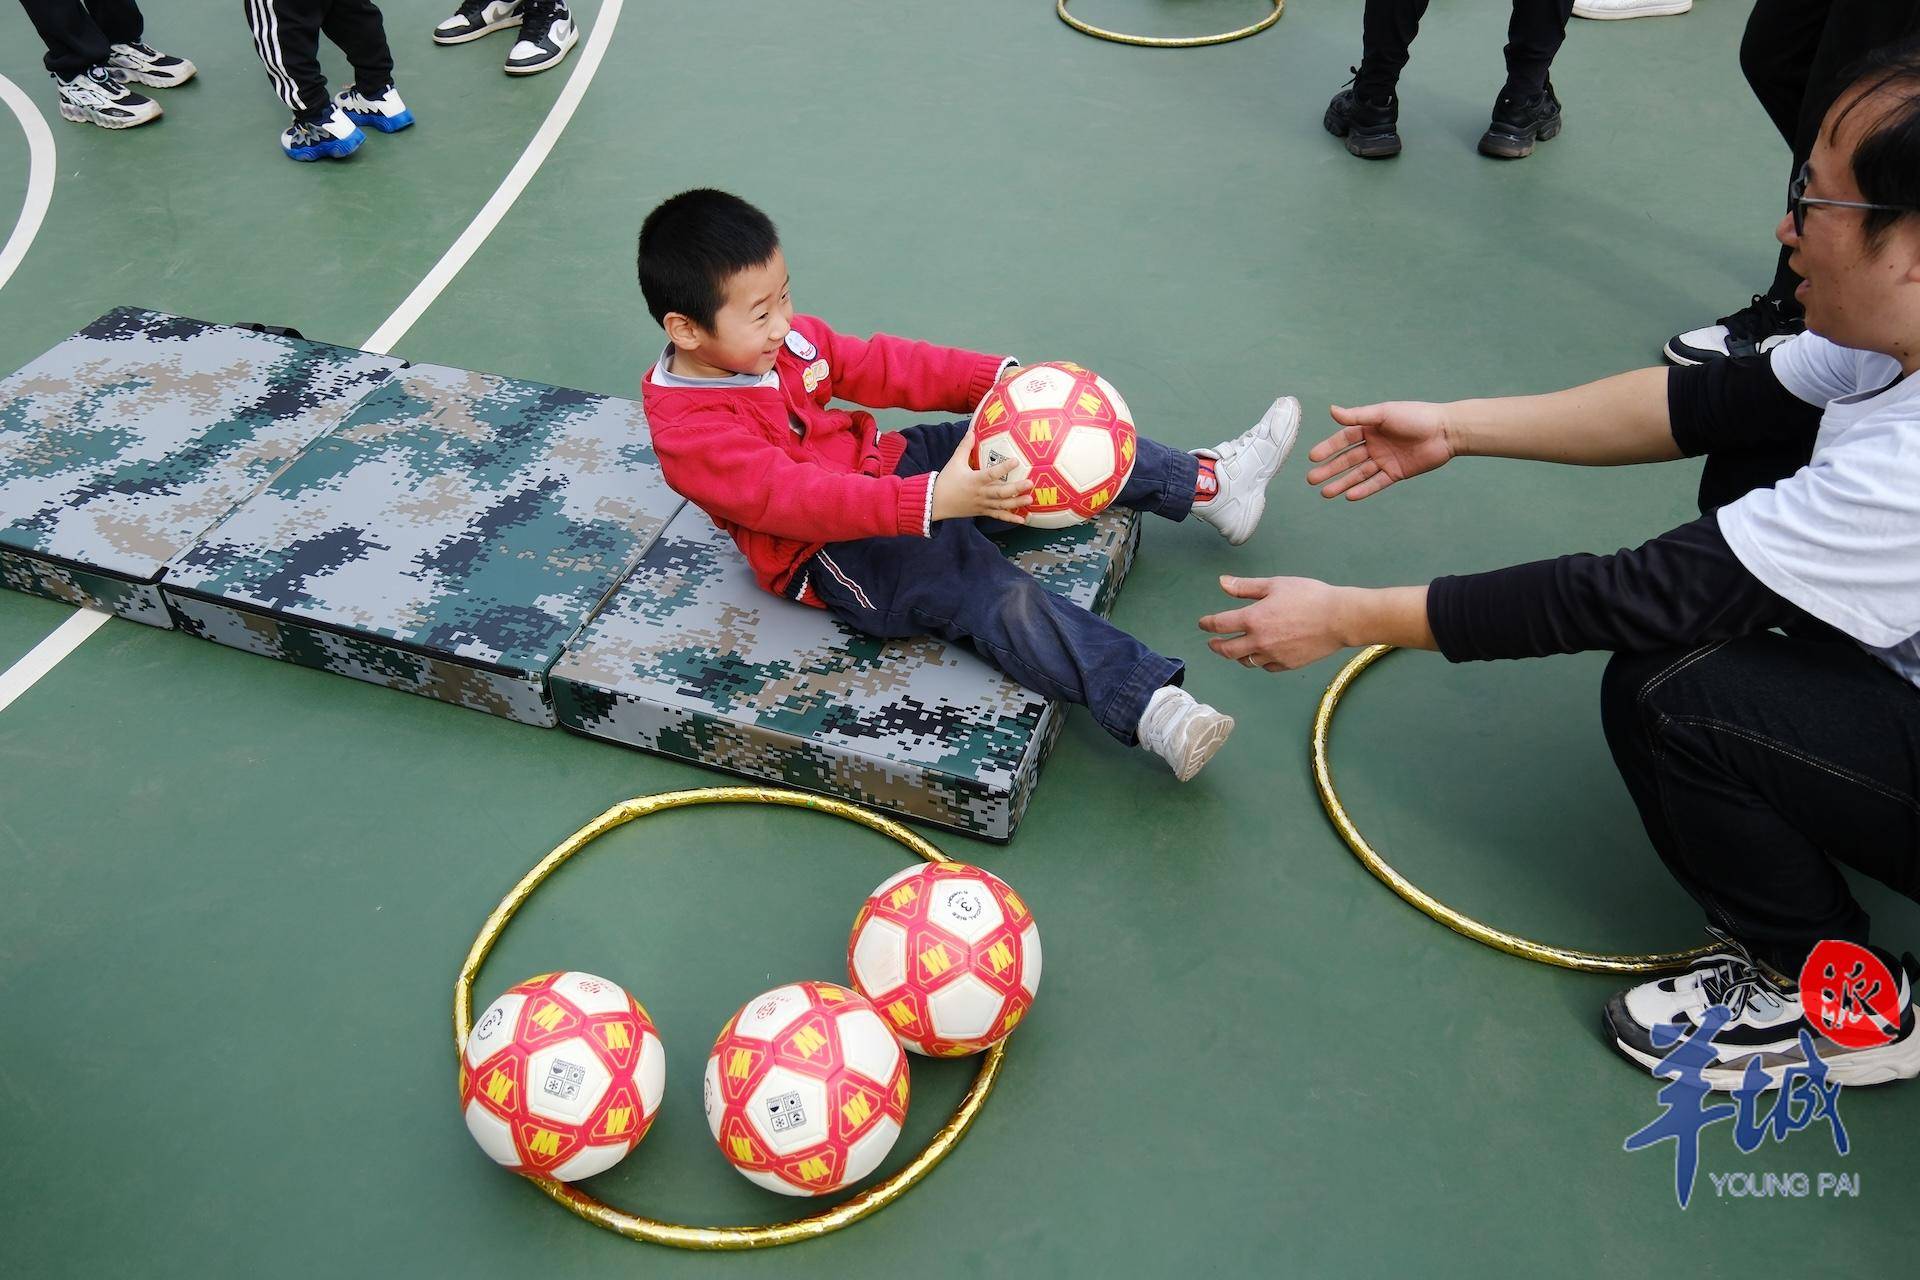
[{"left": 1, "top": 0, "right": 1914, "bottom": 1275}]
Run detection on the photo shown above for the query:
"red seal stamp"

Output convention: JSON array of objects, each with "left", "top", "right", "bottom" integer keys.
[{"left": 1799, "top": 940, "right": 1899, "bottom": 1049}]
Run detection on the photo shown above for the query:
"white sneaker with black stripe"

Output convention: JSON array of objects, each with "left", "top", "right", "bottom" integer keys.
[
  {"left": 1603, "top": 930, "right": 1920, "bottom": 1090},
  {"left": 107, "top": 42, "right": 196, "bottom": 88},
  {"left": 433, "top": 0, "right": 523, "bottom": 44},
  {"left": 53, "top": 66, "right": 161, "bottom": 129},
  {"left": 505, "top": 1, "right": 579, "bottom": 75}
]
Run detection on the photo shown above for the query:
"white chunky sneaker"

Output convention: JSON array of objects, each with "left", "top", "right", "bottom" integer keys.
[
  {"left": 334, "top": 83, "right": 414, "bottom": 133},
  {"left": 1573, "top": 0, "right": 1692, "bottom": 17},
  {"left": 280, "top": 105, "right": 364, "bottom": 161},
  {"left": 107, "top": 42, "right": 196, "bottom": 88},
  {"left": 53, "top": 66, "right": 161, "bottom": 129},
  {"left": 1192, "top": 395, "right": 1299, "bottom": 546},
  {"left": 1136, "top": 686, "right": 1234, "bottom": 782},
  {"left": 505, "top": 0, "right": 579, "bottom": 75}
]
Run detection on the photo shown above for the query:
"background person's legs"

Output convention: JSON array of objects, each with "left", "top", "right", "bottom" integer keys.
[
  {"left": 319, "top": 0, "right": 395, "bottom": 92},
  {"left": 1501, "top": 0, "right": 1575, "bottom": 97},
  {"left": 18, "top": 0, "right": 133, "bottom": 76}
]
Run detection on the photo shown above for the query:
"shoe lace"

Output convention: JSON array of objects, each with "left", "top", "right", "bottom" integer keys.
[
  {"left": 1696, "top": 927, "right": 1788, "bottom": 1019},
  {"left": 521, "top": 0, "right": 562, "bottom": 25},
  {"left": 1717, "top": 294, "right": 1788, "bottom": 340}
]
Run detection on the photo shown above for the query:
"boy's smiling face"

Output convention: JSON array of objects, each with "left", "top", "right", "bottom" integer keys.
[{"left": 665, "top": 249, "right": 794, "bottom": 379}]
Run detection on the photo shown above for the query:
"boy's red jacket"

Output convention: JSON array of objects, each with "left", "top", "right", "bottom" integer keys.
[{"left": 641, "top": 314, "right": 1007, "bottom": 603}]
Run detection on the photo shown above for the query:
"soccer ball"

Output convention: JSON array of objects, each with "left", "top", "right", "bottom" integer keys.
[
  {"left": 847, "top": 862, "right": 1041, "bottom": 1056},
  {"left": 703, "top": 981, "right": 910, "bottom": 1197},
  {"left": 459, "top": 971, "right": 666, "bottom": 1182},
  {"left": 970, "top": 361, "right": 1137, "bottom": 528}
]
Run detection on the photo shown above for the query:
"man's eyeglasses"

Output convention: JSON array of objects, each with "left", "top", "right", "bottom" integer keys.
[{"left": 1789, "top": 161, "right": 1919, "bottom": 237}]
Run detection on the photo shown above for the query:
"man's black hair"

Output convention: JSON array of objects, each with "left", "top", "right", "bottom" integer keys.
[
  {"left": 636, "top": 190, "right": 780, "bottom": 330},
  {"left": 1832, "top": 38, "right": 1920, "bottom": 246}
]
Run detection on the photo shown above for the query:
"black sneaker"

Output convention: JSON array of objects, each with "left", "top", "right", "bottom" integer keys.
[
  {"left": 1324, "top": 72, "right": 1401, "bottom": 158},
  {"left": 53, "top": 65, "right": 161, "bottom": 129},
  {"left": 504, "top": 0, "right": 578, "bottom": 75},
  {"left": 1478, "top": 82, "right": 1562, "bottom": 158},
  {"left": 1603, "top": 930, "right": 1920, "bottom": 1091},
  {"left": 1664, "top": 294, "right": 1807, "bottom": 365}
]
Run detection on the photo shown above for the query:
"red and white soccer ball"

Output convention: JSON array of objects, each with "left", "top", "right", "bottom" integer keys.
[
  {"left": 970, "top": 361, "right": 1138, "bottom": 528},
  {"left": 847, "top": 862, "right": 1041, "bottom": 1056},
  {"left": 703, "top": 981, "right": 910, "bottom": 1197},
  {"left": 459, "top": 971, "right": 666, "bottom": 1182}
]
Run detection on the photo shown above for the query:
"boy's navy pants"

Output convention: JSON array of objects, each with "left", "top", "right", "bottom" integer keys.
[{"left": 802, "top": 420, "right": 1199, "bottom": 746}]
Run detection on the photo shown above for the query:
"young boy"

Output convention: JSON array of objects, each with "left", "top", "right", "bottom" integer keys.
[{"left": 636, "top": 189, "right": 1298, "bottom": 781}]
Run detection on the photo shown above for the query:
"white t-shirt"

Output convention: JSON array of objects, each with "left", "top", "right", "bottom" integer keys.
[{"left": 1717, "top": 333, "right": 1920, "bottom": 687}]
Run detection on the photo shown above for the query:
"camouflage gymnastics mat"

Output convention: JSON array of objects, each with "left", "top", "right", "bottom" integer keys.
[
  {"left": 0, "top": 309, "right": 400, "bottom": 625},
  {"left": 550, "top": 503, "right": 1142, "bottom": 841},
  {"left": 162, "top": 362, "right": 682, "bottom": 726}
]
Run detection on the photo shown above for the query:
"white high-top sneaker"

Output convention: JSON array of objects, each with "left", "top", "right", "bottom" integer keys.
[
  {"left": 434, "top": 0, "right": 524, "bottom": 44},
  {"left": 1192, "top": 396, "right": 1300, "bottom": 546},
  {"left": 1136, "top": 686, "right": 1234, "bottom": 782},
  {"left": 505, "top": 0, "right": 579, "bottom": 75}
]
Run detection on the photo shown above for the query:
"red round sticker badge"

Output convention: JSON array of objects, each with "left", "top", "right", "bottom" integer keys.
[{"left": 1799, "top": 940, "right": 1900, "bottom": 1049}]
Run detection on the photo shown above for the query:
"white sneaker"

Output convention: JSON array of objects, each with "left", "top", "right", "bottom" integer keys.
[
  {"left": 107, "top": 42, "right": 196, "bottom": 88},
  {"left": 1136, "top": 686, "right": 1234, "bottom": 781},
  {"left": 53, "top": 66, "right": 161, "bottom": 129},
  {"left": 280, "top": 105, "right": 364, "bottom": 161},
  {"left": 1192, "top": 396, "right": 1299, "bottom": 546},
  {"left": 434, "top": 0, "right": 524, "bottom": 44},
  {"left": 334, "top": 83, "right": 414, "bottom": 133},
  {"left": 1574, "top": 0, "right": 1691, "bottom": 16},
  {"left": 505, "top": 1, "right": 579, "bottom": 75}
]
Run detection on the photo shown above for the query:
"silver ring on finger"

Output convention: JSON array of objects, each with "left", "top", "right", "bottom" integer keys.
[{"left": 1241, "top": 656, "right": 1257, "bottom": 668}]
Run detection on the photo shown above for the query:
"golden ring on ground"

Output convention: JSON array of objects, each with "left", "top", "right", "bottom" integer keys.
[
  {"left": 1055, "top": 0, "right": 1283, "bottom": 49},
  {"left": 1312, "top": 645, "right": 1719, "bottom": 975},
  {"left": 454, "top": 786, "right": 1007, "bottom": 1251}
]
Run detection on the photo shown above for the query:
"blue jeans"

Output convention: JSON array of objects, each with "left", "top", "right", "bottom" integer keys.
[{"left": 804, "top": 420, "right": 1200, "bottom": 745}]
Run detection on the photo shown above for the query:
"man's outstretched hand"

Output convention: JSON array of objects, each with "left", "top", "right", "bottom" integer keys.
[{"left": 1305, "top": 401, "right": 1456, "bottom": 501}]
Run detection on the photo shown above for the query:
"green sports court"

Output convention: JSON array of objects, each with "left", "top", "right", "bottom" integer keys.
[{"left": 1, "top": 0, "right": 1915, "bottom": 1274}]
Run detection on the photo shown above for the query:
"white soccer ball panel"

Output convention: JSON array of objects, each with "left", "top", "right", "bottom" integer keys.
[
  {"left": 835, "top": 1006, "right": 905, "bottom": 1085},
  {"left": 1093, "top": 374, "right": 1133, "bottom": 426},
  {"left": 551, "top": 1141, "right": 632, "bottom": 1183},
  {"left": 870, "top": 865, "right": 922, "bottom": 898},
  {"left": 1052, "top": 425, "right": 1118, "bottom": 494},
  {"left": 526, "top": 1038, "right": 612, "bottom": 1126},
  {"left": 465, "top": 992, "right": 526, "bottom": 1069},
  {"left": 635, "top": 1030, "right": 666, "bottom": 1114},
  {"left": 1004, "top": 366, "right": 1075, "bottom": 413},
  {"left": 843, "top": 1116, "right": 902, "bottom": 1186},
  {"left": 733, "top": 984, "right": 810, "bottom": 1041},
  {"left": 1020, "top": 922, "right": 1042, "bottom": 997},
  {"left": 464, "top": 1099, "right": 518, "bottom": 1167},
  {"left": 980, "top": 436, "right": 1033, "bottom": 481},
  {"left": 702, "top": 1054, "right": 724, "bottom": 1140},
  {"left": 925, "top": 877, "right": 1004, "bottom": 945},
  {"left": 550, "top": 971, "right": 630, "bottom": 1017},
  {"left": 741, "top": 1166, "right": 807, "bottom": 1197},
  {"left": 851, "top": 916, "right": 909, "bottom": 997},
  {"left": 747, "top": 1067, "right": 829, "bottom": 1155},
  {"left": 926, "top": 973, "right": 1006, "bottom": 1040}
]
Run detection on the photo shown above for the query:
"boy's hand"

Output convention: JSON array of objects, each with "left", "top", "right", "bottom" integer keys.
[
  {"left": 1305, "top": 401, "right": 1456, "bottom": 501},
  {"left": 933, "top": 426, "right": 1032, "bottom": 524}
]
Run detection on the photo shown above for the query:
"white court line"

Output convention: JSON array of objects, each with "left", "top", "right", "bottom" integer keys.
[
  {"left": 0, "top": 73, "right": 57, "bottom": 294},
  {"left": 0, "top": 0, "right": 625, "bottom": 711},
  {"left": 0, "top": 608, "right": 109, "bottom": 713}
]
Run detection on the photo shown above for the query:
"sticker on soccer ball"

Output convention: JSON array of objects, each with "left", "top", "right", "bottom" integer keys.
[
  {"left": 970, "top": 361, "right": 1137, "bottom": 528},
  {"left": 847, "top": 862, "right": 1041, "bottom": 1056},
  {"left": 459, "top": 971, "right": 667, "bottom": 1182},
  {"left": 703, "top": 980, "right": 910, "bottom": 1197}
]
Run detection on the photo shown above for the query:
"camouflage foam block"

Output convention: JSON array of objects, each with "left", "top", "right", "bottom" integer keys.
[
  {"left": 550, "top": 503, "right": 1142, "bottom": 841},
  {"left": 162, "top": 364, "right": 684, "bottom": 727},
  {"left": 0, "top": 308, "right": 401, "bottom": 625}
]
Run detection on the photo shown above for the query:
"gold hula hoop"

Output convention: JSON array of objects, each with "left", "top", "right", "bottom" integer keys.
[
  {"left": 454, "top": 787, "right": 1007, "bottom": 1250},
  {"left": 1312, "top": 645, "right": 1718, "bottom": 976},
  {"left": 1056, "top": 0, "right": 1283, "bottom": 48}
]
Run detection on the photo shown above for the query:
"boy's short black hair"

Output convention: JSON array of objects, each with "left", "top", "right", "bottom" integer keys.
[
  {"left": 1833, "top": 38, "right": 1920, "bottom": 247},
  {"left": 636, "top": 189, "right": 781, "bottom": 330}
]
